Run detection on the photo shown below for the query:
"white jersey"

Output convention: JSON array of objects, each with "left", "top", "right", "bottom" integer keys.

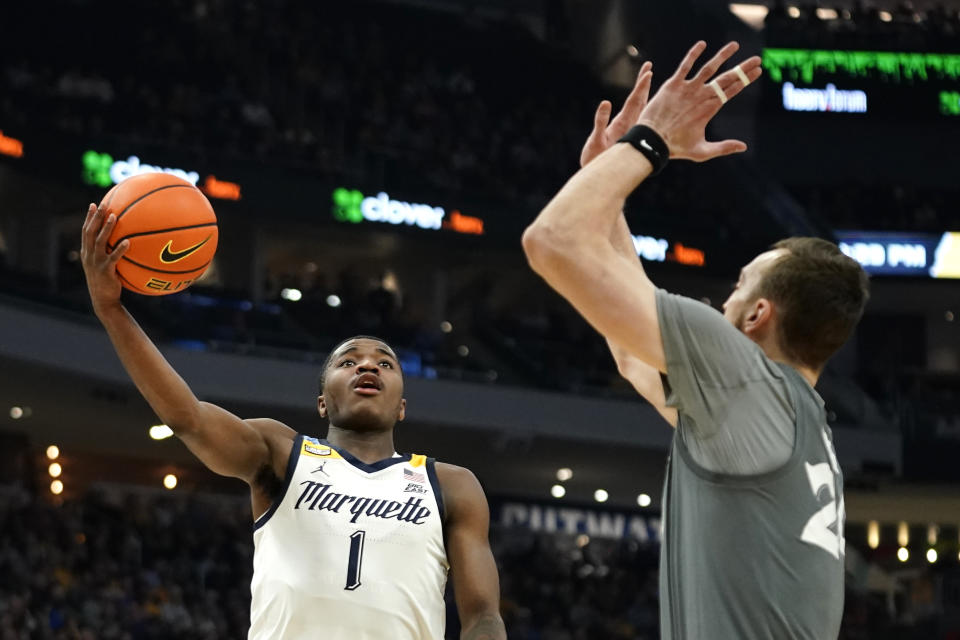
[{"left": 249, "top": 435, "right": 449, "bottom": 640}]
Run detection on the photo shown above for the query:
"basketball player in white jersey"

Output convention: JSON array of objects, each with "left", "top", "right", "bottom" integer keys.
[{"left": 80, "top": 205, "right": 507, "bottom": 640}]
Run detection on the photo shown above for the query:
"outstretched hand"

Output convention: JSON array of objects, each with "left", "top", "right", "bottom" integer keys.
[
  {"left": 637, "top": 41, "right": 762, "bottom": 162},
  {"left": 81, "top": 203, "right": 129, "bottom": 311},
  {"left": 580, "top": 61, "right": 653, "bottom": 168}
]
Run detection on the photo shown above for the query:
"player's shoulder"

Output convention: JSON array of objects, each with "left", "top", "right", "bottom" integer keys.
[
  {"left": 658, "top": 288, "right": 731, "bottom": 328},
  {"left": 434, "top": 462, "right": 488, "bottom": 517},
  {"left": 243, "top": 418, "right": 298, "bottom": 442},
  {"left": 434, "top": 461, "right": 478, "bottom": 485}
]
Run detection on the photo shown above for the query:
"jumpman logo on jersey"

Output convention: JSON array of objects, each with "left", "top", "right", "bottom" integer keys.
[{"left": 311, "top": 462, "right": 329, "bottom": 476}]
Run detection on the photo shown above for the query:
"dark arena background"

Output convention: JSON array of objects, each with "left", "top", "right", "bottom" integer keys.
[{"left": 1, "top": 0, "right": 959, "bottom": 638}]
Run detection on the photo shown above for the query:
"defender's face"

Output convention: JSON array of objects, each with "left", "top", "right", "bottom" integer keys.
[
  {"left": 319, "top": 339, "right": 406, "bottom": 429},
  {"left": 722, "top": 249, "right": 787, "bottom": 331}
]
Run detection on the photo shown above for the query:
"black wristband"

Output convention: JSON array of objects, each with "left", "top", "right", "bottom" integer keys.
[{"left": 618, "top": 125, "right": 669, "bottom": 175}]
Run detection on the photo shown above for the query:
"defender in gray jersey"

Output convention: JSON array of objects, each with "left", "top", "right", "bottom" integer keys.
[{"left": 523, "top": 41, "right": 869, "bottom": 639}]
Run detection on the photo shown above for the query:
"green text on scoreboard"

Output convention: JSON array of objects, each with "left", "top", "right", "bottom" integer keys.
[{"left": 761, "top": 48, "right": 960, "bottom": 117}]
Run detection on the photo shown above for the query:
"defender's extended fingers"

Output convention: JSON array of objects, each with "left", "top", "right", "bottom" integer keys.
[
  {"left": 612, "top": 67, "right": 653, "bottom": 133},
  {"left": 721, "top": 68, "right": 763, "bottom": 103},
  {"left": 622, "top": 62, "right": 653, "bottom": 111},
  {"left": 715, "top": 57, "right": 763, "bottom": 93},
  {"left": 671, "top": 41, "right": 707, "bottom": 81},
  {"left": 691, "top": 41, "right": 740, "bottom": 85},
  {"left": 712, "top": 66, "right": 763, "bottom": 109},
  {"left": 700, "top": 139, "right": 748, "bottom": 160},
  {"left": 593, "top": 100, "right": 613, "bottom": 134},
  {"left": 704, "top": 59, "right": 763, "bottom": 110}
]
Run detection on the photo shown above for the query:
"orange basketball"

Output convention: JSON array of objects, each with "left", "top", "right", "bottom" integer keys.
[{"left": 100, "top": 173, "right": 218, "bottom": 296}]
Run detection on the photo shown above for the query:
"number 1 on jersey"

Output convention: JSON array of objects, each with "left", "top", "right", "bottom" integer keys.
[{"left": 345, "top": 530, "right": 366, "bottom": 590}]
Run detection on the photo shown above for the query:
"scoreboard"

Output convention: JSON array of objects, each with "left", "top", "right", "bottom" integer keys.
[
  {"left": 836, "top": 231, "right": 960, "bottom": 278},
  {"left": 761, "top": 48, "right": 960, "bottom": 118},
  {"left": 756, "top": 47, "right": 960, "bottom": 183}
]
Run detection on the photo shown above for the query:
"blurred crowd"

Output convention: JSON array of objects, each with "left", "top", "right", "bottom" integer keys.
[
  {"left": 0, "top": 491, "right": 252, "bottom": 640},
  {"left": 2, "top": 0, "right": 956, "bottom": 237},
  {"left": 122, "top": 281, "right": 495, "bottom": 385},
  {"left": 0, "top": 490, "right": 664, "bottom": 639},
  {"left": 493, "top": 532, "right": 661, "bottom": 640},
  {"left": 0, "top": 0, "right": 770, "bottom": 241},
  {"left": 789, "top": 183, "right": 952, "bottom": 233},
  {"left": 0, "top": 0, "right": 955, "bottom": 459},
  {"left": 1, "top": 245, "right": 944, "bottom": 433},
  {"left": 1, "top": 0, "right": 591, "bottom": 209},
  {"left": 765, "top": 0, "right": 960, "bottom": 51},
  {"left": 1, "top": 489, "right": 949, "bottom": 640}
]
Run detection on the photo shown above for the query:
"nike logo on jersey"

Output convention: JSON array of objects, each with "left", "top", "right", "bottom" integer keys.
[
  {"left": 159, "top": 235, "right": 211, "bottom": 263},
  {"left": 295, "top": 481, "right": 432, "bottom": 525}
]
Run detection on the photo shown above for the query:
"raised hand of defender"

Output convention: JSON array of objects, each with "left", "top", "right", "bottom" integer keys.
[
  {"left": 80, "top": 203, "right": 129, "bottom": 310},
  {"left": 637, "top": 41, "right": 762, "bottom": 162},
  {"left": 580, "top": 61, "right": 653, "bottom": 168}
]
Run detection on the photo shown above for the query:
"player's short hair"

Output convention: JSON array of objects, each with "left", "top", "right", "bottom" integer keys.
[
  {"left": 317, "top": 335, "right": 401, "bottom": 394},
  {"left": 756, "top": 237, "right": 870, "bottom": 372}
]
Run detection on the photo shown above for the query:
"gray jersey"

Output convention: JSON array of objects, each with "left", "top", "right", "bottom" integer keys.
[{"left": 656, "top": 290, "right": 845, "bottom": 640}]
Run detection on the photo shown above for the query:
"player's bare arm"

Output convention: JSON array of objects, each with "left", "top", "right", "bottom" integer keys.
[
  {"left": 578, "top": 64, "right": 678, "bottom": 426},
  {"left": 523, "top": 41, "right": 761, "bottom": 372},
  {"left": 81, "top": 203, "right": 288, "bottom": 488},
  {"left": 436, "top": 463, "right": 506, "bottom": 640},
  {"left": 603, "top": 212, "right": 677, "bottom": 425}
]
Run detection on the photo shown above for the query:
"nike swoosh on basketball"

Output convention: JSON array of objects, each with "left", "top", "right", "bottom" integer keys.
[{"left": 159, "top": 236, "right": 212, "bottom": 263}]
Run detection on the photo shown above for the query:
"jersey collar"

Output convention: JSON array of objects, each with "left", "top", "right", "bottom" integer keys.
[{"left": 319, "top": 439, "right": 411, "bottom": 473}]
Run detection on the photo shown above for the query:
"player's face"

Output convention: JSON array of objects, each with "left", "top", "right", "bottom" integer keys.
[
  {"left": 722, "top": 249, "right": 787, "bottom": 331},
  {"left": 318, "top": 339, "right": 406, "bottom": 430}
]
